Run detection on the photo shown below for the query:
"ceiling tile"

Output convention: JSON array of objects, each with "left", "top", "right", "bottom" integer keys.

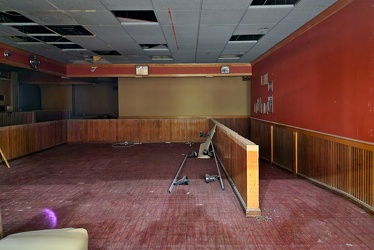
[
  {"left": 83, "top": 25, "right": 130, "bottom": 37},
  {"left": 47, "top": 0, "right": 107, "bottom": 11},
  {"left": 68, "top": 37, "right": 113, "bottom": 51},
  {"left": 202, "top": 0, "right": 252, "bottom": 10},
  {"left": 225, "top": 41, "right": 257, "bottom": 51},
  {"left": 156, "top": 10, "right": 200, "bottom": 26},
  {"left": 19, "top": 11, "right": 78, "bottom": 25},
  {"left": 282, "top": 7, "right": 325, "bottom": 23},
  {"left": 196, "top": 50, "right": 221, "bottom": 63},
  {"left": 131, "top": 36, "right": 167, "bottom": 44},
  {"left": 200, "top": 10, "right": 247, "bottom": 25},
  {"left": 152, "top": 0, "right": 201, "bottom": 10},
  {"left": 122, "top": 23, "right": 164, "bottom": 37},
  {"left": 234, "top": 23, "right": 276, "bottom": 35},
  {"left": 296, "top": 0, "right": 337, "bottom": 8},
  {"left": 65, "top": 11, "right": 119, "bottom": 25},
  {"left": 100, "top": 0, "right": 153, "bottom": 10},
  {"left": 0, "top": 0, "right": 57, "bottom": 11}
]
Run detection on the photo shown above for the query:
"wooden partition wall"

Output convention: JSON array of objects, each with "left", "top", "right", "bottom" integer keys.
[
  {"left": 213, "top": 117, "right": 250, "bottom": 139},
  {"left": 250, "top": 118, "right": 374, "bottom": 212},
  {"left": 210, "top": 119, "right": 260, "bottom": 216},
  {"left": 68, "top": 118, "right": 210, "bottom": 143},
  {"left": 0, "top": 120, "right": 67, "bottom": 161}
]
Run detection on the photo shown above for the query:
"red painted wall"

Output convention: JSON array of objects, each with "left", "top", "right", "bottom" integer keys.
[{"left": 251, "top": 0, "right": 374, "bottom": 143}]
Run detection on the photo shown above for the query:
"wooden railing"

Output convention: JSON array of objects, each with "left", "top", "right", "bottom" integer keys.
[
  {"left": 67, "top": 118, "right": 210, "bottom": 143},
  {"left": 250, "top": 118, "right": 374, "bottom": 212},
  {"left": 211, "top": 119, "right": 260, "bottom": 216},
  {"left": 0, "top": 120, "right": 67, "bottom": 161}
]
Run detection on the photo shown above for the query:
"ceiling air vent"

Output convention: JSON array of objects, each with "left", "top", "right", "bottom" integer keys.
[{"left": 251, "top": 0, "right": 300, "bottom": 5}]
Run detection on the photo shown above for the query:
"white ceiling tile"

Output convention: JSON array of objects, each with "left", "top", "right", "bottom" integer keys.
[
  {"left": 100, "top": 0, "right": 153, "bottom": 10},
  {"left": 48, "top": 0, "right": 107, "bottom": 10},
  {"left": 0, "top": 26, "right": 26, "bottom": 36},
  {"left": 202, "top": 0, "right": 252, "bottom": 10},
  {"left": 152, "top": 0, "right": 201, "bottom": 10},
  {"left": 170, "top": 50, "right": 195, "bottom": 61},
  {"left": 225, "top": 41, "right": 257, "bottom": 51},
  {"left": 296, "top": 0, "right": 337, "bottom": 8},
  {"left": 164, "top": 33, "right": 197, "bottom": 48},
  {"left": 19, "top": 11, "right": 78, "bottom": 25},
  {"left": 199, "top": 25, "right": 236, "bottom": 38},
  {"left": 65, "top": 11, "right": 119, "bottom": 25},
  {"left": 156, "top": 10, "right": 200, "bottom": 26},
  {"left": 234, "top": 23, "right": 276, "bottom": 35},
  {"left": 83, "top": 26, "right": 130, "bottom": 37},
  {"left": 123, "top": 24, "right": 164, "bottom": 37},
  {"left": 68, "top": 37, "right": 113, "bottom": 51},
  {"left": 197, "top": 42, "right": 226, "bottom": 50},
  {"left": 282, "top": 7, "right": 325, "bottom": 23},
  {"left": 242, "top": 6, "right": 294, "bottom": 24},
  {"left": 200, "top": 10, "right": 247, "bottom": 25},
  {"left": 0, "top": 0, "right": 56, "bottom": 11},
  {"left": 196, "top": 50, "right": 221, "bottom": 63},
  {"left": 131, "top": 36, "right": 167, "bottom": 44},
  {"left": 270, "top": 23, "right": 302, "bottom": 34}
]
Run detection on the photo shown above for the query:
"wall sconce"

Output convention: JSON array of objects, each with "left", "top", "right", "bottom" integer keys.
[
  {"left": 91, "top": 66, "right": 97, "bottom": 72},
  {"left": 4, "top": 50, "right": 11, "bottom": 58}
]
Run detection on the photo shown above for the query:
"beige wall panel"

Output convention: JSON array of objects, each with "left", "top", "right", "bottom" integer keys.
[
  {"left": 40, "top": 84, "right": 72, "bottom": 111},
  {"left": 118, "top": 77, "right": 250, "bottom": 117}
]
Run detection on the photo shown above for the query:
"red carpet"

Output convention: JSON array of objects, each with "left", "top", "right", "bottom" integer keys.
[{"left": 0, "top": 143, "right": 373, "bottom": 249}]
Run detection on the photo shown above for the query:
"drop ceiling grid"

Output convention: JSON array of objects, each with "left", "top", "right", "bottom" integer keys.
[{"left": 240, "top": 6, "right": 294, "bottom": 25}]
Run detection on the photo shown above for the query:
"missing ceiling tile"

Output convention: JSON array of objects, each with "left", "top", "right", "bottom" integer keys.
[
  {"left": 92, "top": 50, "right": 121, "bottom": 56},
  {"left": 11, "top": 25, "right": 57, "bottom": 36},
  {"left": 230, "top": 34, "right": 264, "bottom": 42},
  {"left": 0, "top": 11, "right": 34, "bottom": 24},
  {"left": 47, "top": 26, "right": 93, "bottom": 36},
  {"left": 251, "top": 0, "right": 300, "bottom": 5},
  {"left": 140, "top": 44, "right": 169, "bottom": 50},
  {"left": 112, "top": 10, "right": 158, "bottom": 23}
]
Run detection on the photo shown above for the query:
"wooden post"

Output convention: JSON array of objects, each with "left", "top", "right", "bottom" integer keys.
[{"left": 0, "top": 148, "right": 10, "bottom": 168}]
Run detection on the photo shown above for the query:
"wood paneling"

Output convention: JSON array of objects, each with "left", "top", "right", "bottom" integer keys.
[
  {"left": 0, "top": 120, "right": 67, "bottom": 161},
  {"left": 211, "top": 119, "right": 260, "bottom": 216},
  {"left": 251, "top": 118, "right": 374, "bottom": 212},
  {"left": 68, "top": 118, "right": 209, "bottom": 143},
  {"left": 273, "top": 126, "right": 293, "bottom": 172},
  {"left": 250, "top": 119, "right": 271, "bottom": 161},
  {"left": 0, "top": 112, "right": 34, "bottom": 127},
  {"left": 213, "top": 117, "right": 250, "bottom": 139}
]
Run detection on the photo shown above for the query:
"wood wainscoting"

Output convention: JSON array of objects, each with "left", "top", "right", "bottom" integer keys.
[
  {"left": 211, "top": 119, "right": 260, "bottom": 216},
  {"left": 67, "top": 118, "right": 210, "bottom": 143},
  {"left": 250, "top": 118, "right": 374, "bottom": 212},
  {"left": 0, "top": 120, "right": 67, "bottom": 161}
]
